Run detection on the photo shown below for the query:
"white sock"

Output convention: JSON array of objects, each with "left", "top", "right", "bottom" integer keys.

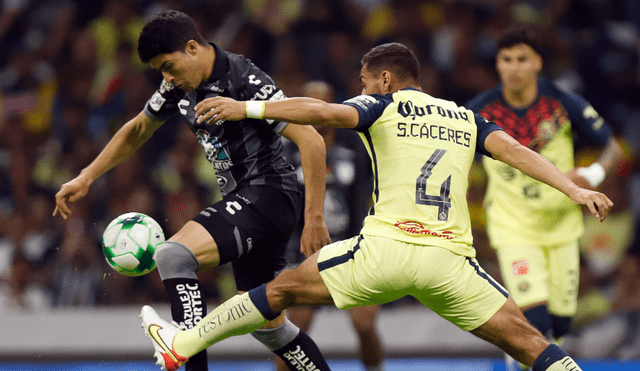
[{"left": 174, "top": 292, "right": 269, "bottom": 356}]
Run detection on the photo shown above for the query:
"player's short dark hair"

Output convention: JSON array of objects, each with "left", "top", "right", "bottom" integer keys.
[
  {"left": 496, "top": 26, "right": 543, "bottom": 56},
  {"left": 361, "top": 42, "right": 420, "bottom": 83},
  {"left": 138, "top": 10, "right": 208, "bottom": 63}
]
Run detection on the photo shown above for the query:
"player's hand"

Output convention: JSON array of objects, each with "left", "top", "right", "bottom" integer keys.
[
  {"left": 569, "top": 187, "right": 613, "bottom": 222},
  {"left": 53, "top": 176, "right": 91, "bottom": 219},
  {"left": 195, "top": 97, "right": 247, "bottom": 125},
  {"left": 299, "top": 218, "right": 331, "bottom": 258}
]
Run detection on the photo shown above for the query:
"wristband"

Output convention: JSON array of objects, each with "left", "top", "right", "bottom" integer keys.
[
  {"left": 246, "top": 101, "right": 265, "bottom": 119},
  {"left": 576, "top": 162, "right": 606, "bottom": 188}
]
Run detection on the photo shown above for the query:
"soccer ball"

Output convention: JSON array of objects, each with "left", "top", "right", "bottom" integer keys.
[{"left": 102, "top": 212, "right": 165, "bottom": 276}]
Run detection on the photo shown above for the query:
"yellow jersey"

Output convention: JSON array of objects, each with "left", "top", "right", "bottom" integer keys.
[
  {"left": 466, "top": 79, "right": 614, "bottom": 247},
  {"left": 343, "top": 88, "right": 502, "bottom": 257}
]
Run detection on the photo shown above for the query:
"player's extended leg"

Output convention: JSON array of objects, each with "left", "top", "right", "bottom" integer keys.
[
  {"left": 470, "top": 296, "right": 582, "bottom": 371},
  {"left": 348, "top": 305, "right": 385, "bottom": 371},
  {"left": 153, "top": 186, "right": 331, "bottom": 371},
  {"left": 142, "top": 250, "right": 333, "bottom": 368},
  {"left": 155, "top": 221, "right": 216, "bottom": 371}
]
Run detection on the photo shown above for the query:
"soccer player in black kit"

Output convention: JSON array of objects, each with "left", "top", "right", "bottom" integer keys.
[{"left": 53, "top": 10, "right": 332, "bottom": 371}]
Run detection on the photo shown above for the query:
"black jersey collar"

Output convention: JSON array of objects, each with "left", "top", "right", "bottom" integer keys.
[{"left": 209, "top": 42, "right": 229, "bottom": 81}]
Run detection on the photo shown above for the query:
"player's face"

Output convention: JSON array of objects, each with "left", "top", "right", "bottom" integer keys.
[
  {"left": 359, "top": 64, "right": 386, "bottom": 95},
  {"left": 496, "top": 43, "right": 542, "bottom": 92},
  {"left": 149, "top": 48, "right": 202, "bottom": 91}
]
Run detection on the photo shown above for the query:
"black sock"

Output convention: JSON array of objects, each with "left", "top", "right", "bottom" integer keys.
[
  {"left": 550, "top": 315, "right": 572, "bottom": 339},
  {"left": 273, "top": 330, "right": 331, "bottom": 371},
  {"left": 524, "top": 305, "right": 552, "bottom": 339},
  {"left": 163, "top": 278, "right": 208, "bottom": 371}
]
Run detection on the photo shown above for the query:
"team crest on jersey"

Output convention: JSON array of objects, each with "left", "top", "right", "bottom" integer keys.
[
  {"left": 160, "top": 79, "right": 174, "bottom": 93},
  {"left": 482, "top": 97, "right": 568, "bottom": 152},
  {"left": 529, "top": 108, "right": 567, "bottom": 152},
  {"left": 394, "top": 221, "right": 455, "bottom": 239},
  {"left": 196, "top": 130, "right": 232, "bottom": 171}
]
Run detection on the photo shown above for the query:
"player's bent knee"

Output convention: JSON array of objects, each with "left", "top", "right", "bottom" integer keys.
[
  {"left": 266, "top": 270, "right": 301, "bottom": 308},
  {"left": 155, "top": 241, "right": 200, "bottom": 280}
]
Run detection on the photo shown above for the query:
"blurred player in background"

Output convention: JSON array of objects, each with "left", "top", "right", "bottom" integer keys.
[
  {"left": 465, "top": 27, "right": 623, "bottom": 370},
  {"left": 141, "top": 42, "right": 613, "bottom": 371},
  {"left": 53, "top": 10, "right": 332, "bottom": 371},
  {"left": 278, "top": 81, "right": 384, "bottom": 371}
]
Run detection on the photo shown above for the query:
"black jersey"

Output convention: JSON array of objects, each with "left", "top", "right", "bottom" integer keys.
[{"left": 143, "top": 43, "right": 298, "bottom": 195}]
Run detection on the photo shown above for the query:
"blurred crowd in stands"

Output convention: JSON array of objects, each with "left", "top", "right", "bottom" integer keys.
[{"left": 0, "top": 0, "right": 639, "bottom": 359}]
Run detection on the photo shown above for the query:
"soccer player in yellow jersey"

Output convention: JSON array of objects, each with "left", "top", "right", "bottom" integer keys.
[
  {"left": 466, "top": 27, "right": 622, "bottom": 370},
  {"left": 140, "top": 42, "right": 613, "bottom": 371}
]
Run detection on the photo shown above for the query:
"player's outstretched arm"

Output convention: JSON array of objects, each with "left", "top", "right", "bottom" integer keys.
[
  {"left": 53, "top": 112, "right": 165, "bottom": 219},
  {"left": 195, "top": 97, "right": 360, "bottom": 129},
  {"left": 280, "top": 124, "right": 332, "bottom": 257},
  {"left": 484, "top": 130, "right": 613, "bottom": 221}
]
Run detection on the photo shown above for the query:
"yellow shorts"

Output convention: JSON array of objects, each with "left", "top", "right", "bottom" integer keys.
[
  {"left": 317, "top": 234, "right": 508, "bottom": 331},
  {"left": 494, "top": 241, "right": 579, "bottom": 316}
]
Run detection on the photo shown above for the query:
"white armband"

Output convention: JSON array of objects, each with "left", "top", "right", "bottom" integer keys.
[
  {"left": 576, "top": 162, "right": 606, "bottom": 188},
  {"left": 246, "top": 101, "right": 265, "bottom": 119}
]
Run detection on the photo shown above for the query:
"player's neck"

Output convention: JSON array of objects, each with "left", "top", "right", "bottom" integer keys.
[
  {"left": 202, "top": 44, "right": 216, "bottom": 80},
  {"left": 503, "top": 83, "right": 537, "bottom": 109}
]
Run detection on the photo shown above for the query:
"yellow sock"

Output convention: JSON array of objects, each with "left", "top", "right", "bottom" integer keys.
[{"left": 173, "top": 292, "right": 269, "bottom": 357}]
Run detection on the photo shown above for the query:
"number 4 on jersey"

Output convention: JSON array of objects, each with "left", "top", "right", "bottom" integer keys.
[{"left": 416, "top": 149, "right": 452, "bottom": 221}]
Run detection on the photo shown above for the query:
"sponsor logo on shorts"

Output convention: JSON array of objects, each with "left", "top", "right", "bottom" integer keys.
[
  {"left": 518, "top": 280, "right": 530, "bottom": 293},
  {"left": 512, "top": 259, "right": 529, "bottom": 276},
  {"left": 394, "top": 221, "right": 455, "bottom": 239}
]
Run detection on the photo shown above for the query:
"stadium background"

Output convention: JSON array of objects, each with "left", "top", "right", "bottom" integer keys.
[{"left": 1, "top": 0, "right": 639, "bottom": 369}]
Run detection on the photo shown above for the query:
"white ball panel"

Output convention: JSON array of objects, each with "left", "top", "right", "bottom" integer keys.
[
  {"left": 103, "top": 224, "right": 122, "bottom": 248},
  {"left": 112, "top": 254, "right": 141, "bottom": 271}
]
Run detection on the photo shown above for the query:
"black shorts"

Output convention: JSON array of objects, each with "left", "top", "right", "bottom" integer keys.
[{"left": 192, "top": 185, "right": 302, "bottom": 291}]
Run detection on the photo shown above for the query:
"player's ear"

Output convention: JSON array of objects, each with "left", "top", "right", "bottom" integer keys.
[
  {"left": 381, "top": 71, "right": 392, "bottom": 93},
  {"left": 533, "top": 53, "right": 543, "bottom": 74},
  {"left": 185, "top": 40, "right": 198, "bottom": 56}
]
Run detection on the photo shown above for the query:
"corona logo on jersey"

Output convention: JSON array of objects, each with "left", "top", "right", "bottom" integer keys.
[
  {"left": 394, "top": 221, "right": 455, "bottom": 239},
  {"left": 397, "top": 100, "right": 471, "bottom": 122}
]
